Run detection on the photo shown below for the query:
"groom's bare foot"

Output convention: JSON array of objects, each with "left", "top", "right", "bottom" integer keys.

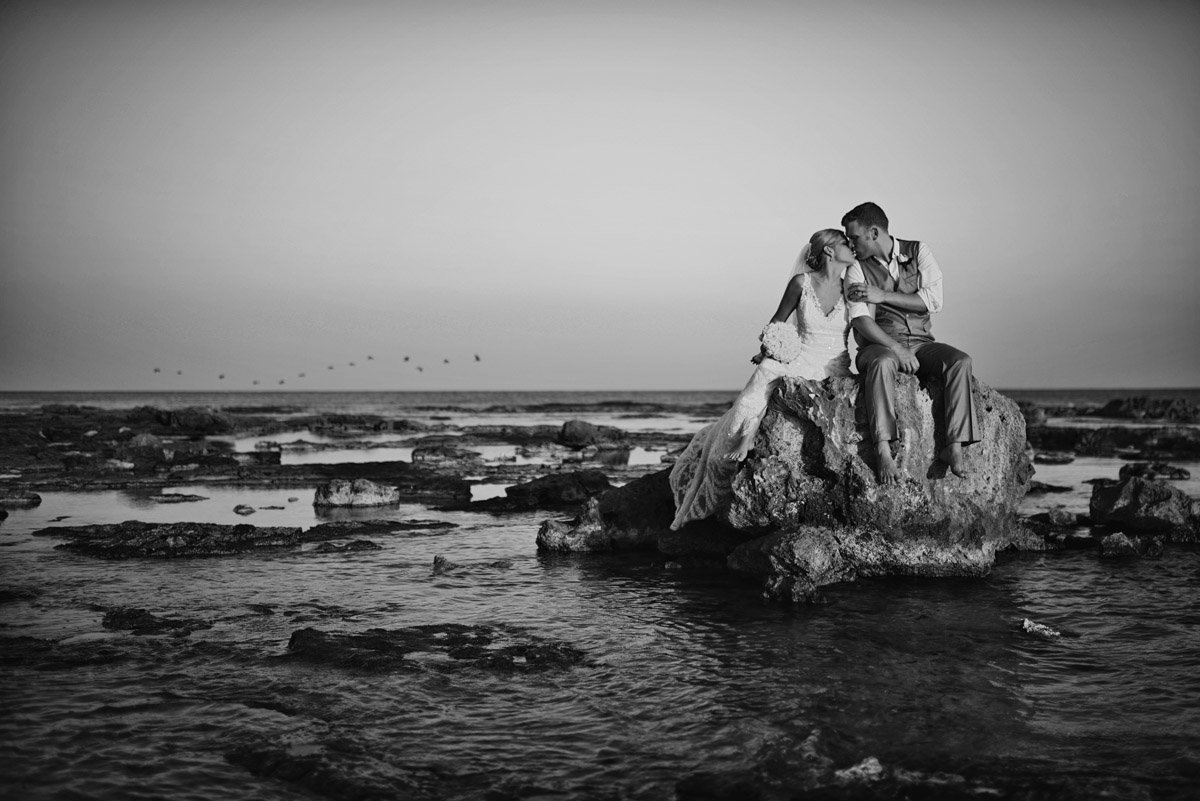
[
  {"left": 875, "top": 442, "right": 902, "bottom": 485},
  {"left": 939, "top": 442, "right": 971, "bottom": 478}
]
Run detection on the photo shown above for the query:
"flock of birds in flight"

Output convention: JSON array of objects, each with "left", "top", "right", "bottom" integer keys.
[{"left": 150, "top": 353, "right": 482, "bottom": 386}]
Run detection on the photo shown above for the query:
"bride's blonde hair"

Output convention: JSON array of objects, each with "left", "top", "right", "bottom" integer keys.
[{"left": 803, "top": 229, "right": 847, "bottom": 271}]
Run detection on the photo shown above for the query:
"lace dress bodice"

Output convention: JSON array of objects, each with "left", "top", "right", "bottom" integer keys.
[{"left": 786, "top": 271, "right": 851, "bottom": 380}]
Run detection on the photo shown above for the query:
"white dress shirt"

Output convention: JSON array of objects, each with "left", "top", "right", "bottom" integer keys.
[{"left": 844, "top": 238, "right": 944, "bottom": 321}]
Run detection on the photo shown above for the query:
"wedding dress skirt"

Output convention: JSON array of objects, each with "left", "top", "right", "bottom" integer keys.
[{"left": 669, "top": 272, "right": 850, "bottom": 530}]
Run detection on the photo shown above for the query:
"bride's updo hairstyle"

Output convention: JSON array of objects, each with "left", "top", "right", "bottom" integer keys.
[{"left": 803, "top": 229, "right": 846, "bottom": 271}]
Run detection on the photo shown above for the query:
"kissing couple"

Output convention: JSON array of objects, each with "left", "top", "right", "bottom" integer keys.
[{"left": 670, "top": 201, "right": 979, "bottom": 531}]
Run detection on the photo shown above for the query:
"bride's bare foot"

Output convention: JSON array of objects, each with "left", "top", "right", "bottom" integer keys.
[
  {"left": 875, "top": 442, "right": 902, "bottom": 485},
  {"left": 723, "top": 432, "right": 754, "bottom": 462},
  {"left": 939, "top": 442, "right": 971, "bottom": 478}
]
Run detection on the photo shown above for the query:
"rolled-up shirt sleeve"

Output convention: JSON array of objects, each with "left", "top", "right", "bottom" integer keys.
[
  {"left": 843, "top": 260, "right": 871, "bottom": 320},
  {"left": 916, "top": 242, "right": 944, "bottom": 313}
]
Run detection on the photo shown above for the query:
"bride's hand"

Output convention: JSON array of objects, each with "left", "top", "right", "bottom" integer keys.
[{"left": 750, "top": 352, "right": 764, "bottom": 365}]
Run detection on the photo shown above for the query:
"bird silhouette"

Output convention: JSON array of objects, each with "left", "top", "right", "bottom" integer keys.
[
  {"left": 153, "top": 368, "right": 161, "bottom": 374},
  {"left": 298, "top": 372, "right": 306, "bottom": 378},
  {"left": 278, "top": 380, "right": 286, "bottom": 385},
  {"left": 442, "top": 359, "right": 449, "bottom": 364},
  {"left": 327, "top": 365, "right": 334, "bottom": 370},
  {"left": 416, "top": 366, "right": 424, "bottom": 372},
  {"left": 252, "top": 380, "right": 260, "bottom": 386},
  {"left": 403, "top": 356, "right": 410, "bottom": 362},
  {"left": 176, "top": 370, "right": 183, "bottom": 375},
  {"left": 367, "top": 355, "right": 374, "bottom": 360},
  {"left": 474, "top": 354, "right": 481, "bottom": 361},
  {"left": 348, "top": 362, "right": 356, "bottom": 367},
  {"left": 218, "top": 374, "right": 225, "bottom": 380}
]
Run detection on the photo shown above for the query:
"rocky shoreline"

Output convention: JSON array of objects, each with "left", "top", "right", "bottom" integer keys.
[{"left": 3, "top": 392, "right": 1198, "bottom": 598}]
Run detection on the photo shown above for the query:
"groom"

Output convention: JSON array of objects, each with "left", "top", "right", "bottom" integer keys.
[{"left": 842, "top": 202, "right": 978, "bottom": 483}]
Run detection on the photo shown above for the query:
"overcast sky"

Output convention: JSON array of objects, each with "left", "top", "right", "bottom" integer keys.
[{"left": 2, "top": 0, "right": 1198, "bottom": 391}]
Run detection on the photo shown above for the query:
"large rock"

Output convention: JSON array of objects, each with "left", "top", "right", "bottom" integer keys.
[
  {"left": 312, "top": 478, "right": 401, "bottom": 507},
  {"left": 1089, "top": 476, "right": 1198, "bottom": 540},
  {"left": 723, "top": 376, "right": 1030, "bottom": 533},
  {"left": 538, "top": 375, "right": 1034, "bottom": 601},
  {"left": 558, "top": 419, "right": 626, "bottom": 449}
]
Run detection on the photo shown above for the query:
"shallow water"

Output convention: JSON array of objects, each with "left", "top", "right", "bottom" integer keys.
[
  {"left": 3, "top": 478, "right": 1199, "bottom": 799},
  {"left": 3, "top": 390, "right": 1199, "bottom": 798}
]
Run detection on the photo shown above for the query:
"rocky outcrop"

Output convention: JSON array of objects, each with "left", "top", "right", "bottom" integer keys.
[
  {"left": 1089, "top": 477, "right": 1199, "bottom": 540},
  {"left": 1094, "top": 396, "right": 1200, "bottom": 423},
  {"left": 539, "top": 375, "right": 1034, "bottom": 601},
  {"left": 0, "top": 490, "right": 42, "bottom": 509},
  {"left": 312, "top": 478, "right": 400, "bottom": 507},
  {"left": 1025, "top": 425, "right": 1200, "bottom": 459},
  {"left": 1099, "top": 532, "right": 1165, "bottom": 558}
]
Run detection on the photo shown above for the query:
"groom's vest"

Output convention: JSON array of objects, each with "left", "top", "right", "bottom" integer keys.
[{"left": 853, "top": 238, "right": 933, "bottom": 348}]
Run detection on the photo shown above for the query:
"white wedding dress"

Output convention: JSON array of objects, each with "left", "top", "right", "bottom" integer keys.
[{"left": 669, "top": 271, "right": 850, "bottom": 530}]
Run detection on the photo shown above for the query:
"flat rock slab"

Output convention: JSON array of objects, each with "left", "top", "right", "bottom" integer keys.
[
  {"left": 34, "top": 521, "right": 306, "bottom": 558},
  {"left": 282, "top": 624, "right": 586, "bottom": 673}
]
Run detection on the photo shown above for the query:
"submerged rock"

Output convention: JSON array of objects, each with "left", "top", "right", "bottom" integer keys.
[
  {"left": 150, "top": 492, "right": 209, "bottom": 504},
  {"left": 312, "top": 478, "right": 401, "bottom": 507},
  {"left": 101, "top": 606, "right": 212, "bottom": 636},
  {"left": 311, "top": 540, "right": 381, "bottom": 554},
  {"left": 233, "top": 504, "right": 256, "bottom": 516},
  {"left": 1089, "top": 477, "right": 1199, "bottom": 539},
  {"left": 282, "top": 624, "right": 585, "bottom": 673}
]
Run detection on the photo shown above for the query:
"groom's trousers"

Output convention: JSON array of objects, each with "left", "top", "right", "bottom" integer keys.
[{"left": 855, "top": 341, "right": 979, "bottom": 446}]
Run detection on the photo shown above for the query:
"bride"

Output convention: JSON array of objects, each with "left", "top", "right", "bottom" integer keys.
[{"left": 669, "top": 229, "right": 856, "bottom": 530}]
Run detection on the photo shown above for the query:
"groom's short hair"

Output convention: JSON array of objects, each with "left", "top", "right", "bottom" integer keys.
[{"left": 841, "top": 202, "right": 889, "bottom": 232}]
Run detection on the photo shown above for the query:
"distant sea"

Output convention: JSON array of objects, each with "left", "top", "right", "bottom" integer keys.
[{"left": 2, "top": 387, "right": 1198, "bottom": 415}]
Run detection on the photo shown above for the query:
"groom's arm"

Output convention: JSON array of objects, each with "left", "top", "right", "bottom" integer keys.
[
  {"left": 847, "top": 244, "right": 944, "bottom": 312},
  {"left": 844, "top": 265, "right": 919, "bottom": 373}
]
